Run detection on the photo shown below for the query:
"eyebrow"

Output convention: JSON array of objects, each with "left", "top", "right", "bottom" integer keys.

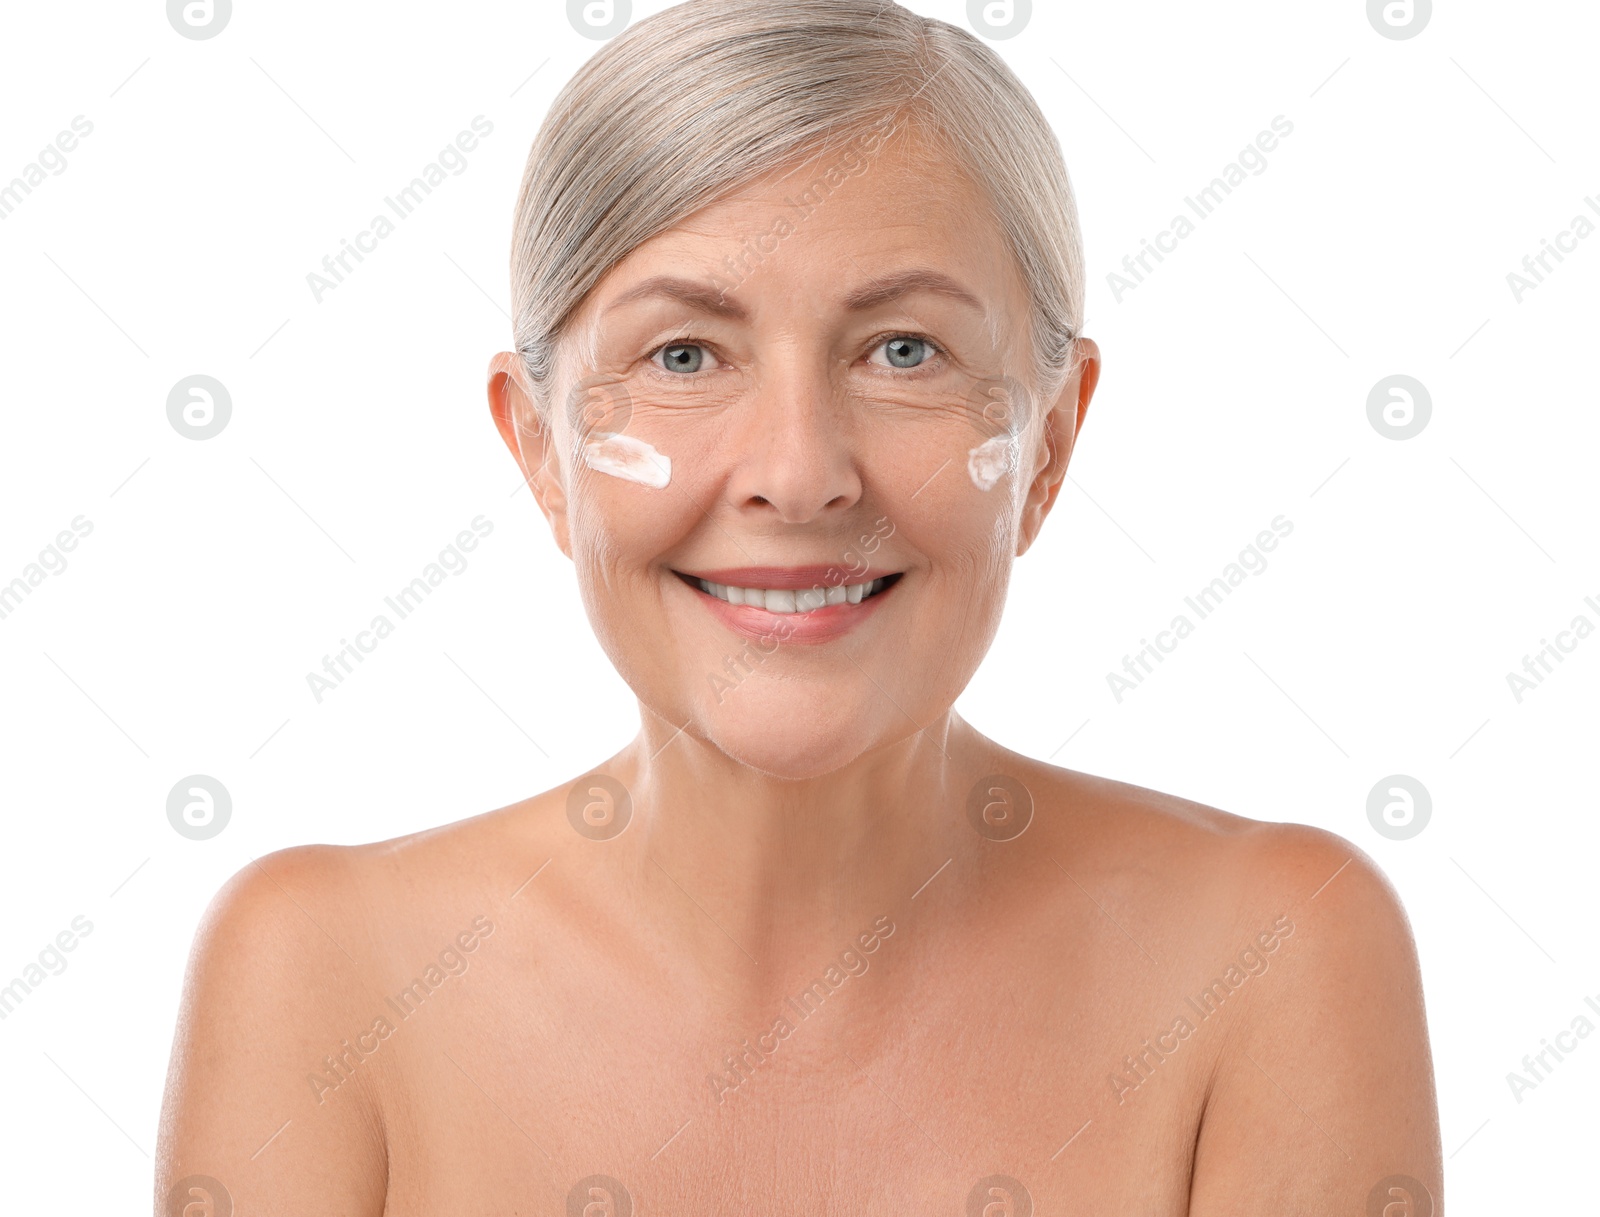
[
  {"left": 843, "top": 267, "right": 987, "bottom": 316},
  {"left": 601, "top": 268, "right": 988, "bottom": 322}
]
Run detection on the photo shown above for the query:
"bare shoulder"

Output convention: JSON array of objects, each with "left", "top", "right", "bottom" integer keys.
[
  {"left": 156, "top": 843, "right": 387, "bottom": 1215},
  {"left": 1010, "top": 755, "right": 1407, "bottom": 937},
  {"left": 176, "top": 781, "right": 576, "bottom": 981},
  {"left": 1007, "top": 758, "right": 1440, "bottom": 1212},
  {"left": 155, "top": 793, "right": 565, "bottom": 1216}
]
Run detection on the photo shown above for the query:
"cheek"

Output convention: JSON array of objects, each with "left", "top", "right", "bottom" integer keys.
[
  {"left": 870, "top": 427, "right": 1025, "bottom": 558},
  {"left": 564, "top": 468, "right": 673, "bottom": 602},
  {"left": 580, "top": 431, "right": 672, "bottom": 488},
  {"left": 563, "top": 406, "right": 683, "bottom": 520},
  {"left": 849, "top": 384, "right": 1033, "bottom": 504},
  {"left": 966, "top": 433, "right": 1021, "bottom": 492}
]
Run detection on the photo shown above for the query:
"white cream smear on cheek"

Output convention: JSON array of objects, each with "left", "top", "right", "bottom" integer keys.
[
  {"left": 582, "top": 431, "right": 672, "bottom": 489},
  {"left": 967, "top": 434, "right": 1019, "bottom": 491}
]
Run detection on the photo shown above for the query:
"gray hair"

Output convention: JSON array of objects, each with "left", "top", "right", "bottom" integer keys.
[{"left": 509, "top": 0, "right": 1085, "bottom": 422}]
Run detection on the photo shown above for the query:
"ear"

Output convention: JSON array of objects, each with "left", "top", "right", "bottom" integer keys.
[
  {"left": 1016, "top": 336, "right": 1100, "bottom": 557},
  {"left": 487, "top": 351, "right": 572, "bottom": 559}
]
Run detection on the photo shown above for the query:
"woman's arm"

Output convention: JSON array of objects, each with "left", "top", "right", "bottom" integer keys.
[
  {"left": 1187, "top": 826, "right": 1442, "bottom": 1216},
  {"left": 155, "top": 846, "right": 389, "bottom": 1217}
]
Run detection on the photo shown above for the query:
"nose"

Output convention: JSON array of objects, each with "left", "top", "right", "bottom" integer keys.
[{"left": 726, "top": 357, "right": 862, "bottom": 524}]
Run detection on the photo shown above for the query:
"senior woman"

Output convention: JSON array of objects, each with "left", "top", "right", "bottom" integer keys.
[{"left": 156, "top": 1, "right": 1441, "bottom": 1213}]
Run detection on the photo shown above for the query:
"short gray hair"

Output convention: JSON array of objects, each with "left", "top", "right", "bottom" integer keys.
[{"left": 509, "top": 0, "right": 1085, "bottom": 420}]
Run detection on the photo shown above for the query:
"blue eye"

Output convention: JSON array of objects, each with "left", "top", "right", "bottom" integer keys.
[
  {"left": 877, "top": 336, "right": 939, "bottom": 369},
  {"left": 655, "top": 343, "right": 706, "bottom": 374}
]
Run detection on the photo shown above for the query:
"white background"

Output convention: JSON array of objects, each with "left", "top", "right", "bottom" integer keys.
[{"left": 0, "top": 0, "right": 1593, "bottom": 1211}]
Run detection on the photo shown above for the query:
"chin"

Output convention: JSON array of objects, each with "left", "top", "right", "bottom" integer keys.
[
  {"left": 706, "top": 732, "right": 877, "bottom": 782},
  {"left": 696, "top": 695, "right": 900, "bottom": 782}
]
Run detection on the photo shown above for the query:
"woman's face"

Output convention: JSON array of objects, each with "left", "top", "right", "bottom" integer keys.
[{"left": 493, "top": 123, "right": 1098, "bottom": 779}]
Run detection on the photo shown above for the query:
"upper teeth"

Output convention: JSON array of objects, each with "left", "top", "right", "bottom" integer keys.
[{"left": 694, "top": 577, "right": 889, "bottom": 612}]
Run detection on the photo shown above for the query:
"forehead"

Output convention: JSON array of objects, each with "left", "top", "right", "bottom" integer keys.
[
  {"left": 590, "top": 122, "right": 1030, "bottom": 323},
  {"left": 705, "top": 123, "right": 993, "bottom": 229}
]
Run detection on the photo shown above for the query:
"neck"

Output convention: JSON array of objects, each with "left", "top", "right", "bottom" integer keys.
[{"left": 602, "top": 705, "right": 990, "bottom": 973}]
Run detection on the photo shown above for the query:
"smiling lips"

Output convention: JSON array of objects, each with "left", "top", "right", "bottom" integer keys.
[{"left": 674, "top": 566, "right": 902, "bottom": 643}]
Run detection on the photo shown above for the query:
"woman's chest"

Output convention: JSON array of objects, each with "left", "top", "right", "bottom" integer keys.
[{"left": 370, "top": 928, "right": 1219, "bottom": 1215}]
